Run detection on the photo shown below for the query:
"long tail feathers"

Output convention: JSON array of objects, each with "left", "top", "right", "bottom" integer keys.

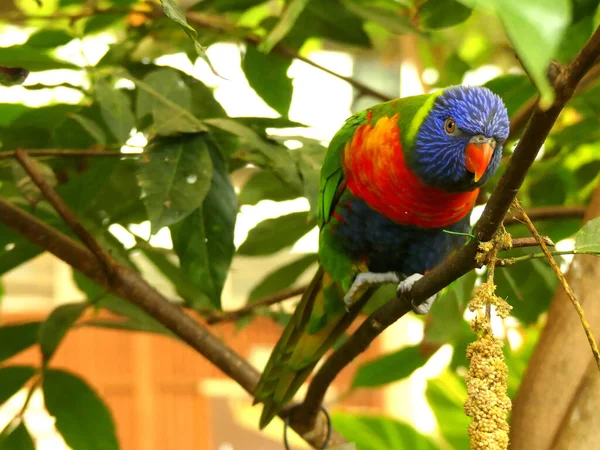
[{"left": 253, "top": 267, "right": 373, "bottom": 429}]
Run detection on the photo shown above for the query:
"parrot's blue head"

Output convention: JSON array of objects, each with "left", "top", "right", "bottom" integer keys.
[{"left": 411, "top": 85, "right": 510, "bottom": 192}]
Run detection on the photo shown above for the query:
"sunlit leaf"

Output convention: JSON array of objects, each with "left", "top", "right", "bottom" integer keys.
[{"left": 575, "top": 216, "right": 600, "bottom": 252}]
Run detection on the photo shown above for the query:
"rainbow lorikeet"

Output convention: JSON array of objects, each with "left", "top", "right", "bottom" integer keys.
[{"left": 253, "top": 85, "right": 510, "bottom": 428}]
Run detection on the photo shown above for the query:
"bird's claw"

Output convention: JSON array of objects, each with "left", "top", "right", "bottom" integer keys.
[
  {"left": 344, "top": 271, "right": 401, "bottom": 309},
  {"left": 396, "top": 273, "right": 437, "bottom": 315}
]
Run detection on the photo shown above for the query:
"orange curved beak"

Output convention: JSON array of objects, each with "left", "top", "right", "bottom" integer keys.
[{"left": 465, "top": 141, "right": 493, "bottom": 182}]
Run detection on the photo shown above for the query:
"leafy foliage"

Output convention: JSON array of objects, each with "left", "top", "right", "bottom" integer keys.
[{"left": 1, "top": 0, "right": 600, "bottom": 447}]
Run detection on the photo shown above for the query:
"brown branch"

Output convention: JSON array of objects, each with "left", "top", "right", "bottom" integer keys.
[
  {"left": 0, "top": 197, "right": 340, "bottom": 448},
  {"left": 15, "top": 150, "right": 115, "bottom": 280},
  {"left": 505, "top": 205, "right": 586, "bottom": 226},
  {"left": 292, "top": 24, "right": 600, "bottom": 436},
  {"left": 182, "top": 10, "right": 392, "bottom": 103},
  {"left": 205, "top": 285, "right": 307, "bottom": 325},
  {"left": 510, "top": 236, "right": 555, "bottom": 248},
  {"left": 513, "top": 199, "right": 600, "bottom": 371},
  {"left": 0, "top": 149, "right": 135, "bottom": 159}
]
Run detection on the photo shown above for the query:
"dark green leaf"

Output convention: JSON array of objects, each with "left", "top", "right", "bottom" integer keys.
[
  {"left": 332, "top": 412, "right": 440, "bottom": 450},
  {"left": 238, "top": 170, "right": 300, "bottom": 205},
  {"left": 43, "top": 369, "right": 119, "bottom": 450},
  {"left": 0, "top": 422, "right": 35, "bottom": 450},
  {"left": 242, "top": 45, "right": 293, "bottom": 116},
  {"left": 160, "top": 0, "right": 222, "bottom": 76},
  {"left": 170, "top": 138, "right": 237, "bottom": 309},
  {"left": 556, "top": 16, "right": 593, "bottom": 62},
  {"left": 191, "top": 0, "right": 267, "bottom": 12},
  {"left": 419, "top": 0, "right": 472, "bottom": 29},
  {"left": 495, "top": 258, "right": 556, "bottom": 323},
  {"left": 238, "top": 211, "right": 314, "bottom": 256},
  {"left": 137, "top": 134, "right": 213, "bottom": 232},
  {"left": 26, "top": 29, "right": 73, "bottom": 47},
  {"left": 83, "top": 319, "right": 176, "bottom": 337},
  {"left": 249, "top": 253, "right": 317, "bottom": 301},
  {"left": 39, "top": 303, "right": 88, "bottom": 363},
  {"left": 0, "top": 231, "right": 43, "bottom": 276},
  {"left": 426, "top": 371, "right": 470, "bottom": 450},
  {"left": 95, "top": 78, "right": 136, "bottom": 143},
  {"left": 84, "top": 13, "right": 127, "bottom": 35},
  {"left": 352, "top": 345, "right": 430, "bottom": 388},
  {"left": 0, "top": 322, "right": 40, "bottom": 363},
  {"left": 260, "top": 0, "right": 312, "bottom": 53},
  {"left": 571, "top": 0, "right": 599, "bottom": 23},
  {"left": 575, "top": 216, "right": 600, "bottom": 252},
  {"left": 293, "top": 141, "right": 326, "bottom": 217},
  {"left": 0, "top": 366, "right": 36, "bottom": 405},
  {"left": 69, "top": 114, "right": 107, "bottom": 145},
  {"left": 135, "top": 69, "right": 206, "bottom": 134}
]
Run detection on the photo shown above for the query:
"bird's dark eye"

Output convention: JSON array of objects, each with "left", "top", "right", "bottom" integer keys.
[{"left": 444, "top": 118, "right": 456, "bottom": 134}]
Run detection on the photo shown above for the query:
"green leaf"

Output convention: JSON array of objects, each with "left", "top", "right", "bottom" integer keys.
[
  {"left": 11, "top": 159, "right": 57, "bottom": 206},
  {"left": 351, "top": 345, "right": 430, "bottom": 389},
  {"left": 0, "top": 232, "right": 43, "bottom": 276},
  {"left": 332, "top": 412, "right": 440, "bottom": 450},
  {"left": 238, "top": 170, "right": 300, "bottom": 205},
  {"left": 575, "top": 217, "right": 600, "bottom": 252},
  {"left": 249, "top": 253, "right": 317, "bottom": 301},
  {"left": 242, "top": 45, "right": 293, "bottom": 116},
  {"left": 238, "top": 211, "right": 314, "bottom": 256},
  {"left": 39, "top": 303, "right": 88, "bottom": 364},
  {"left": 426, "top": 371, "right": 470, "bottom": 450},
  {"left": 135, "top": 69, "right": 206, "bottom": 135},
  {"left": 137, "top": 134, "right": 213, "bottom": 233},
  {"left": 43, "top": 369, "right": 119, "bottom": 450},
  {"left": 0, "top": 422, "right": 35, "bottom": 450},
  {"left": 69, "top": 114, "right": 107, "bottom": 145},
  {"left": 484, "top": 74, "right": 536, "bottom": 118},
  {"left": 160, "top": 0, "right": 222, "bottom": 76},
  {"left": 26, "top": 29, "right": 73, "bottom": 47},
  {"left": 0, "top": 46, "right": 76, "bottom": 71},
  {"left": 170, "top": 138, "right": 237, "bottom": 309},
  {"left": 0, "top": 366, "right": 36, "bottom": 405},
  {"left": 0, "top": 322, "right": 40, "bottom": 363},
  {"left": 95, "top": 77, "right": 135, "bottom": 143},
  {"left": 83, "top": 319, "right": 176, "bottom": 337},
  {"left": 418, "top": 0, "right": 472, "bottom": 29},
  {"left": 485, "top": 0, "right": 570, "bottom": 107},
  {"left": 293, "top": 141, "right": 325, "bottom": 218},
  {"left": 259, "top": 0, "right": 312, "bottom": 53}
]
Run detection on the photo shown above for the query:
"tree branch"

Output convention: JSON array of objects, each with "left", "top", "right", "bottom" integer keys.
[
  {"left": 0, "top": 199, "right": 339, "bottom": 448},
  {"left": 0, "top": 148, "right": 136, "bottom": 159},
  {"left": 205, "top": 285, "right": 307, "bottom": 325},
  {"left": 504, "top": 205, "right": 586, "bottom": 226},
  {"left": 293, "top": 24, "right": 600, "bottom": 436}
]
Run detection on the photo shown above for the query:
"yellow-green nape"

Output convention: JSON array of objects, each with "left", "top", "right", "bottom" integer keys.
[{"left": 405, "top": 89, "right": 444, "bottom": 147}]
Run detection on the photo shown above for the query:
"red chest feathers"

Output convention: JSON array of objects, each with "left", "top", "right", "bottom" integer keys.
[{"left": 342, "top": 114, "right": 478, "bottom": 228}]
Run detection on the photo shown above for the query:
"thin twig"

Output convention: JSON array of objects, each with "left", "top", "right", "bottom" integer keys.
[
  {"left": 206, "top": 285, "right": 307, "bottom": 324},
  {"left": 509, "top": 236, "right": 555, "bottom": 249},
  {"left": 0, "top": 149, "right": 137, "bottom": 159},
  {"left": 512, "top": 199, "right": 600, "bottom": 371},
  {"left": 14, "top": 150, "right": 115, "bottom": 280},
  {"left": 505, "top": 206, "right": 586, "bottom": 226},
  {"left": 496, "top": 249, "right": 599, "bottom": 267}
]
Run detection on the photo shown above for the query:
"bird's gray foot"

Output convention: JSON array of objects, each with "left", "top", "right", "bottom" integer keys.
[
  {"left": 396, "top": 273, "right": 437, "bottom": 315},
  {"left": 344, "top": 271, "right": 401, "bottom": 309}
]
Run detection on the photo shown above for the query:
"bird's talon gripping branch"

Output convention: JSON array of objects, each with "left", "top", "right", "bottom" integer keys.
[
  {"left": 344, "top": 271, "right": 401, "bottom": 307},
  {"left": 397, "top": 273, "right": 437, "bottom": 315}
]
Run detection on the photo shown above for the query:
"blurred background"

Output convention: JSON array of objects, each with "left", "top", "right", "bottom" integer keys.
[{"left": 0, "top": 0, "right": 598, "bottom": 449}]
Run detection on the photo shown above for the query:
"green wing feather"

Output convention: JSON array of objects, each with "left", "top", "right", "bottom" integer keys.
[{"left": 254, "top": 91, "right": 442, "bottom": 429}]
